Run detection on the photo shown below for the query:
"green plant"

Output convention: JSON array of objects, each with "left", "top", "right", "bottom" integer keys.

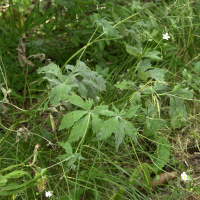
[{"left": 1, "top": 0, "right": 200, "bottom": 199}]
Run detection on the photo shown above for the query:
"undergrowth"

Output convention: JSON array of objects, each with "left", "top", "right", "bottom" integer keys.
[{"left": 0, "top": 0, "right": 200, "bottom": 199}]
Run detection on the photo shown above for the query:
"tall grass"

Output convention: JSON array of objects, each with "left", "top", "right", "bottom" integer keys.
[{"left": 0, "top": 0, "right": 200, "bottom": 199}]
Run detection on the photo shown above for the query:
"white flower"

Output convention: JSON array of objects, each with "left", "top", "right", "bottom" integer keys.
[
  {"left": 181, "top": 172, "right": 188, "bottom": 181},
  {"left": 95, "top": 96, "right": 100, "bottom": 102},
  {"left": 163, "top": 33, "right": 170, "bottom": 40},
  {"left": 97, "top": 5, "right": 106, "bottom": 10},
  {"left": 45, "top": 191, "right": 52, "bottom": 197}
]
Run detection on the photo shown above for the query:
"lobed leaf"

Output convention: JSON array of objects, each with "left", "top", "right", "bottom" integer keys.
[
  {"left": 57, "top": 142, "right": 73, "bottom": 155},
  {"left": 114, "top": 80, "right": 138, "bottom": 90},
  {"left": 59, "top": 110, "right": 87, "bottom": 130},
  {"left": 100, "top": 110, "right": 117, "bottom": 117},
  {"left": 92, "top": 114, "right": 103, "bottom": 135},
  {"left": 169, "top": 85, "right": 193, "bottom": 99},
  {"left": 169, "top": 97, "right": 187, "bottom": 129},
  {"left": 148, "top": 68, "right": 166, "bottom": 81},
  {"left": 93, "top": 105, "right": 109, "bottom": 114},
  {"left": 152, "top": 136, "right": 170, "bottom": 172},
  {"left": 49, "top": 84, "right": 71, "bottom": 105},
  {"left": 120, "top": 105, "right": 140, "bottom": 119},
  {"left": 143, "top": 50, "right": 162, "bottom": 61},
  {"left": 115, "top": 121, "right": 125, "bottom": 151},
  {"left": 94, "top": 117, "right": 118, "bottom": 141},
  {"left": 68, "top": 94, "right": 93, "bottom": 111},
  {"left": 68, "top": 114, "right": 90, "bottom": 143}
]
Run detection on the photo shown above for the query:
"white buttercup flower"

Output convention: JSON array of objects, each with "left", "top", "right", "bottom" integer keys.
[
  {"left": 181, "top": 172, "right": 188, "bottom": 181},
  {"left": 45, "top": 191, "right": 52, "bottom": 197},
  {"left": 163, "top": 33, "right": 170, "bottom": 40}
]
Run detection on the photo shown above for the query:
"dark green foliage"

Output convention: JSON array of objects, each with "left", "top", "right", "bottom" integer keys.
[{"left": 1, "top": 0, "right": 200, "bottom": 199}]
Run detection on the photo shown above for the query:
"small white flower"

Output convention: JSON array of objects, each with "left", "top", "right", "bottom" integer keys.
[
  {"left": 181, "top": 172, "right": 188, "bottom": 181},
  {"left": 45, "top": 191, "right": 52, "bottom": 198},
  {"left": 97, "top": 5, "right": 106, "bottom": 10},
  {"left": 163, "top": 33, "right": 170, "bottom": 40},
  {"left": 95, "top": 96, "right": 100, "bottom": 102}
]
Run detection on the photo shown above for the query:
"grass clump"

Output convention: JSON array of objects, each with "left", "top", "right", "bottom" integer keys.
[{"left": 0, "top": 0, "right": 200, "bottom": 199}]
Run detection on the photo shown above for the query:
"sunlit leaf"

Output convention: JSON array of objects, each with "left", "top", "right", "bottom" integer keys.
[
  {"left": 152, "top": 136, "right": 170, "bottom": 172},
  {"left": 68, "top": 114, "right": 90, "bottom": 143},
  {"left": 68, "top": 94, "right": 93, "bottom": 111},
  {"left": 57, "top": 142, "right": 73, "bottom": 155},
  {"left": 115, "top": 121, "right": 125, "bottom": 151},
  {"left": 59, "top": 110, "right": 87, "bottom": 130},
  {"left": 94, "top": 117, "right": 118, "bottom": 140}
]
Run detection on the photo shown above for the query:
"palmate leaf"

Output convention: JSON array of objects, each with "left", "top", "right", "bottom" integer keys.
[
  {"left": 37, "top": 63, "right": 65, "bottom": 85},
  {"left": 120, "top": 119, "right": 138, "bottom": 142},
  {"left": 56, "top": 154, "right": 71, "bottom": 160},
  {"left": 112, "top": 104, "right": 119, "bottom": 114},
  {"left": 77, "top": 81, "right": 88, "bottom": 98},
  {"left": 130, "top": 92, "right": 141, "bottom": 105},
  {"left": 115, "top": 121, "right": 125, "bottom": 151},
  {"left": 144, "top": 118, "right": 167, "bottom": 138},
  {"left": 83, "top": 80, "right": 99, "bottom": 99},
  {"left": 38, "top": 61, "right": 106, "bottom": 106},
  {"left": 120, "top": 105, "right": 140, "bottom": 119},
  {"left": 100, "top": 110, "right": 117, "bottom": 117},
  {"left": 113, "top": 12, "right": 126, "bottom": 36},
  {"left": 65, "top": 61, "right": 106, "bottom": 99},
  {"left": 143, "top": 50, "right": 162, "bottom": 61},
  {"left": 37, "top": 63, "right": 61, "bottom": 76},
  {"left": 93, "top": 105, "right": 109, "bottom": 114},
  {"left": 114, "top": 80, "right": 138, "bottom": 90},
  {"left": 169, "top": 96, "right": 187, "bottom": 129},
  {"left": 68, "top": 94, "right": 94, "bottom": 111},
  {"left": 94, "top": 18, "right": 121, "bottom": 38},
  {"left": 125, "top": 43, "right": 142, "bottom": 57},
  {"left": 138, "top": 70, "right": 150, "bottom": 81},
  {"left": 152, "top": 83, "right": 167, "bottom": 94},
  {"left": 137, "top": 59, "right": 152, "bottom": 81},
  {"left": 93, "top": 117, "right": 118, "bottom": 141},
  {"left": 141, "top": 83, "right": 167, "bottom": 95},
  {"left": 92, "top": 114, "right": 103, "bottom": 135},
  {"left": 169, "top": 85, "right": 193, "bottom": 99},
  {"left": 68, "top": 153, "right": 85, "bottom": 166},
  {"left": 68, "top": 114, "right": 90, "bottom": 143},
  {"left": 59, "top": 110, "right": 87, "bottom": 130},
  {"left": 103, "top": 23, "right": 120, "bottom": 38},
  {"left": 49, "top": 84, "right": 71, "bottom": 105},
  {"left": 148, "top": 68, "right": 166, "bottom": 81},
  {"left": 57, "top": 141, "right": 73, "bottom": 155},
  {"left": 125, "top": 44, "right": 162, "bottom": 61},
  {"left": 152, "top": 136, "right": 170, "bottom": 172},
  {"left": 91, "top": 105, "right": 108, "bottom": 134},
  {"left": 93, "top": 114, "right": 138, "bottom": 150}
]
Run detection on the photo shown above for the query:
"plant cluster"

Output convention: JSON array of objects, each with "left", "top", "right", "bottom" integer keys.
[{"left": 1, "top": 0, "right": 200, "bottom": 199}]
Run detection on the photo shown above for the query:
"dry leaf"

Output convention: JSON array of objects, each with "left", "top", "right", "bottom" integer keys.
[
  {"left": 152, "top": 171, "right": 177, "bottom": 190},
  {"left": 1, "top": 83, "right": 11, "bottom": 104},
  {"left": 17, "top": 37, "right": 34, "bottom": 68},
  {"left": 28, "top": 53, "right": 46, "bottom": 63},
  {"left": 35, "top": 167, "right": 47, "bottom": 193},
  {"left": 16, "top": 126, "right": 31, "bottom": 142},
  {"left": 50, "top": 114, "right": 56, "bottom": 132}
]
